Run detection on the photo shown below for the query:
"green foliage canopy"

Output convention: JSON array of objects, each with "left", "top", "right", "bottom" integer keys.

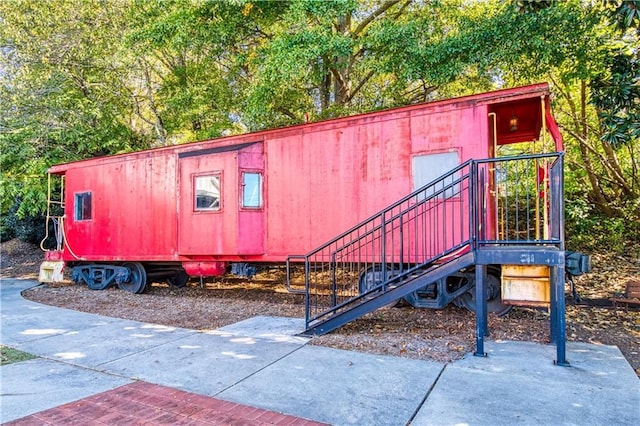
[{"left": 0, "top": 0, "right": 637, "bottom": 247}]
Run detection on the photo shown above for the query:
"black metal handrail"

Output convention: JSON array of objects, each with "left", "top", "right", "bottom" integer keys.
[
  {"left": 286, "top": 152, "right": 564, "bottom": 329},
  {"left": 476, "top": 153, "right": 563, "bottom": 246},
  {"left": 287, "top": 159, "right": 475, "bottom": 325}
]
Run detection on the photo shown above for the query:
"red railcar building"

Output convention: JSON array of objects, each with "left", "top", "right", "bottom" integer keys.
[
  {"left": 40, "top": 83, "right": 589, "bottom": 363},
  {"left": 41, "top": 83, "right": 557, "bottom": 276}
]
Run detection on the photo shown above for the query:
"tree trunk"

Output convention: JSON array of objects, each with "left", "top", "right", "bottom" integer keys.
[
  {"left": 319, "top": 57, "right": 331, "bottom": 112},
  {"left": 578, "top": 81, "right": 616, "bottom": 216},
  {"left": 600, "top": 138, "right": 635, "bottom": 198},
  {"left": 556, "top": 79, "right": 616, "bottom": 216},
  {"left": 141, "top": 60, "right": 167, "bottom": 145},
  {"left": 332, "top": 13, "right": 351, "bottom": 106}
]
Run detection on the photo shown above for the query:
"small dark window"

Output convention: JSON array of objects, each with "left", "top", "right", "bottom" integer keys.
[
  {"left": 242, "top": 172, "right": 262, "bottom": 208},
  {"left": 195, "top": 175, "right": 220, "bottom": 211},
  {"left": 74, "top": 192, "right": 92, "bottom": 221}
]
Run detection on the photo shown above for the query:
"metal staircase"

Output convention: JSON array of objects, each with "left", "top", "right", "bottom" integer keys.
[{"left": 287, "top": 153, "right": 566, "bottom": 340}]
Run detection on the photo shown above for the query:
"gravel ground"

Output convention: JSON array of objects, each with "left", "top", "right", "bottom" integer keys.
[{"left": 2, "top": 239, "right": 639, "bottom": 374}]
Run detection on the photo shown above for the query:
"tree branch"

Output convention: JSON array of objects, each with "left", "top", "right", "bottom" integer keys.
[
  {"left": 345, "top": 69, "right": 375, "bottom": 103},
  {"left": 276, "top": 106, "right": 298, "bottom": 121},
  {"left": 352, "top": 0, "right": 403, "bottom": 39}
]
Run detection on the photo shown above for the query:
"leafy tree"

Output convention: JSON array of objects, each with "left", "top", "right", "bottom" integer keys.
[
  {"left": 517, "top": 1, "right": 639, "bottom": 222},
  {"left": 242, "top": 0, "right": 456, "bottom": 127},
  {"left": 590, "top": 1, "right": 639, "bottom": 152},
  {"left": 0, "top": 0, "right": 149, "bottom": 224},
  {"left": 123, "top": 0, "right": 288, "bottom": 141},
  {"left": 414, "top": 0, "right": 639, "bottom": 219},
  {"left": 124, "top": 0, "right": 459, "bottom": 130},
  {"left": 1, "top": 0, "right": 637, "bottom": 248}
]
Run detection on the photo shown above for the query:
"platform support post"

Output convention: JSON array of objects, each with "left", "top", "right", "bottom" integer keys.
[
  {"left": 474, "top": 264, "right": 488, "bottom": 357},
  {"left": 550, "top": 268, "right": 557, "bottom": 345},
  {"left": 552, "top": 264, "right": 569, "bottom": 366}
]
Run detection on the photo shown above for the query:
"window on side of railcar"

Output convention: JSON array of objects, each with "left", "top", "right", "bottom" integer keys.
[
  {"left": 74, "top": 192, "right": 92, "bottom": 221},
  {"left": 412, "top": 152, "right": 460, "bottom": 200},
  {"left": 195, "top": 174, "right": 221, "bottom": 211},
  {"left": 241, "top": 172, "right": 262, "bottom": 209}
]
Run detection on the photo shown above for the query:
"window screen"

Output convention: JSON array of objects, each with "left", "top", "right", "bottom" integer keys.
[
  {"left": 412, "top": 152, "right": 459, "bottom": 199},
  {"left": 242, "top": 172, "right": 262, "bottom": 208},
  {"left": 195, "top": 175, "right": 220, "bottom": 211},
  {"left": 74, "top": 192, "right": 92, "bottom": 221}
]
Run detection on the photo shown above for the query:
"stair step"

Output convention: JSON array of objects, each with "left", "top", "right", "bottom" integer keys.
[{"left": 304, "top": 252, "right": 476, "bottom": 336}]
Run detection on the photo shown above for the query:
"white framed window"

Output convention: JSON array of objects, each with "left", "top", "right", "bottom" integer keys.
[
  {"left": 194, "top": 174, "right": 221, "bottom": 211},
  {"left": 241, "top": 172, "right": 262, "bottom": 208}
]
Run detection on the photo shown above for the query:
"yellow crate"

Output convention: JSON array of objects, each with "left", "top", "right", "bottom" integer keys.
[
  {"left": 501, "top": 265, "right": 550, "bottom": 307},
  {"left": 39, "top": 261, "right": 64, "bottom": 283}
]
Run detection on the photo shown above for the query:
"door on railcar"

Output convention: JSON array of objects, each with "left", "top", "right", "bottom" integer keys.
[
  {"left": 409, "top": 150, "right": 466, "bottom": 261},
  {"left": 177, "top": 142, "right": 265, "bottom": 256},
  {"left": 486, "top": 96, "right": 564, "bottom": 307},
  {"left": 486, "top": 96, "right": 563, "bottom": 242}
]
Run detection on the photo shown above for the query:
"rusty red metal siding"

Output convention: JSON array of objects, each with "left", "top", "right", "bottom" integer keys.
[
  {"left": 55, "top": 83, "right": 554, "bottom": 265},
  {"left": 64, "top": 152, "right": 178, "bottom": 261},
  {"left": 262, "top": 105, "right": 490, "bottom": 258}
]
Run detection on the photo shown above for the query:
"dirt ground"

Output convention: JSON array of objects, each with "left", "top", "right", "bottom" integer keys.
[{"left": 2, "top": 239, "right": 638, "bottom": 375}]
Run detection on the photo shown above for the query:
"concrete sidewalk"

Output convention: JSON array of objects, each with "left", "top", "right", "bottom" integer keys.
[{"left": 1, "top": 278, "right": 638, "bottom": 425}]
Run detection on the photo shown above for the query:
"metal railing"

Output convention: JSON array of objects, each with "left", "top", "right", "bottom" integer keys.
[
  {"left": 286, "top": 152, "right": 564, "bottom": 329},
  {"left": 288, "top": 160, "right": 474, "bottom": 326},
  {"left": 40, "top": 174, "right": 65, "bottom": 252},
  {"left": 476, "top": 152, "right": 564, "bottom": 247}
]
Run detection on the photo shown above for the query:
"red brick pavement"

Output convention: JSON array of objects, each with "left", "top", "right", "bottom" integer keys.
[{"left": 4, "top": 381, "right": 328, "bottom": 425}]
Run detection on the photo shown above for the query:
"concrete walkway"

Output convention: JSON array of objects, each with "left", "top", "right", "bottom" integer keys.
[{"left": 1, "top": 278, "right": 638, "bottom": 425}]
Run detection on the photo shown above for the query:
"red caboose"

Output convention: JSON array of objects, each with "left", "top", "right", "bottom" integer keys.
[{"left": 40, "top": 83, "right": 565, "bottom": 309}]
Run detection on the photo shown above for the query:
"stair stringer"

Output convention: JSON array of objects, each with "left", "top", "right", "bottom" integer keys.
[{"left": 302, "top": 251, "right": 475, "bottom": 336}]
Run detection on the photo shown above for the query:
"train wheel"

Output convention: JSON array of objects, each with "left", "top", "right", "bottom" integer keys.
[
  {"left": 84, "top": 267, "right": 112, "bottom": 290},
  {"left": 456, "top": 268, "right": 512, "bottom": 316},
  {"left": 118, "top": 262, "right": 147, "bottom": 294},
  {"left": 358, "top": 265, "right": 390, "bottom": 294},
  {"left": 358, "top": 265, "right": 400, "bottom": 307},
  {"left": 167, "top": 270, "right": 189, "bottom": 288}
]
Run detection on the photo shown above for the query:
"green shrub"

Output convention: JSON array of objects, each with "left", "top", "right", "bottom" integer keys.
[
  {"left": 566, "top": 197, "right": 640, "bottom": 255},
  {"left": 0, "top": 203, "right": 46, "bottom": 244}
]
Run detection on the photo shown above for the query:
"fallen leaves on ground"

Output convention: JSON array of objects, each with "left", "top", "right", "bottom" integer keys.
[{"left": 2, "top": 239, "right": 638, "bottom": 376}]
